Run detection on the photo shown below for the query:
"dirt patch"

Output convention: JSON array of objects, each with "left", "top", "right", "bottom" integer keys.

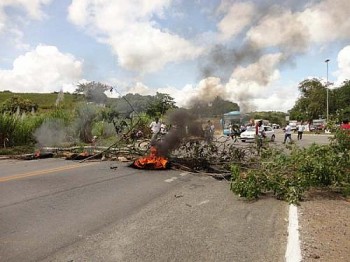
[{"left": 299, "top": 189, "right": 350, "bottom": 261}]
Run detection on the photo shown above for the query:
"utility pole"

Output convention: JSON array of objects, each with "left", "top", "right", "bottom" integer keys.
[{"left": 325, "top": 59, "right": 330, "bottom": 122}]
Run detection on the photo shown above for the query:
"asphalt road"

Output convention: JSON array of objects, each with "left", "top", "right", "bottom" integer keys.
[
  {"left": 235, "top": 129, "right": 333, "bottom": 147},
  {"left": 273, "top": 129, "right": 333, "bottom": 146},
  {"left": 0, "top": 157, "right": 287, "bottom": 262}
]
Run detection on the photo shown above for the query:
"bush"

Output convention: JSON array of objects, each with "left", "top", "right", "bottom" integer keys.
[{"left": 230, "top": 142, "right": 350, "bottom": 204}]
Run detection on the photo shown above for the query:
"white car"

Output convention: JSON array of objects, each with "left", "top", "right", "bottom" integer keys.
[{"left": 240, "top": 126, "right": 275, "bottom": 142}]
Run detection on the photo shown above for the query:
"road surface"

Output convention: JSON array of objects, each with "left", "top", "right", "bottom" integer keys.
[{"left": 0, "top": 158, "right": 287, "bottom": 262}]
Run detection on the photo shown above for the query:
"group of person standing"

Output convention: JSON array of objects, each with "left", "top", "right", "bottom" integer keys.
[
  {"left": 148, "top": 117, "right": 350, "bottom": 146},
  {"left": 283, "top": 121, "right": 305, "bottom": 143},
  {"left": 283, "top": 119, "right": 350, "bottom": 143},
  {"left": 149, "top": 117, "right": 167, "bottom": 141}
]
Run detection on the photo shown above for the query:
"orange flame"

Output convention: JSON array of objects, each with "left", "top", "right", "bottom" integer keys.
[{"left": 133, "top": 146, "right": 169, "bottom": 169}]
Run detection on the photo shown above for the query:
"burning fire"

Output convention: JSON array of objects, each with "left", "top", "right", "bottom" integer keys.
[{"left": 132, "top": 146, "right": 169, "bottom": 169}]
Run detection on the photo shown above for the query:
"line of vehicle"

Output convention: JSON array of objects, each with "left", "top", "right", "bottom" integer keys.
[{"left": 0, "top": 162, "right": 97, "bottom": 183}]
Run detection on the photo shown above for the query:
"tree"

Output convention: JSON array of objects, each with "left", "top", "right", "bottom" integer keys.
[
  {"left": 334, "top": 80, "right": 350, "bottom": 121},
  {"left": 289, "top": 78, "right": 326, "bottom": 120},
  {"left": 211, "top": 96, "right": 239, "bottom": 116},
  {"left": 75, "top": 81, "right": 110, "bottom": 104},
  {"left": 146, "top": 92, "right": 177, "bottom": 118},
  {"left": 289, "top": 78, "right": 350, "bottom": 122},
  {"left": 252, "top": 111, "right": 287, "bottom": 126}
]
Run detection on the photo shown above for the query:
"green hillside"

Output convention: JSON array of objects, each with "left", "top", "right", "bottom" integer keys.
[{"left": 0, "top": 91, "right": 84, "bottom": 111}]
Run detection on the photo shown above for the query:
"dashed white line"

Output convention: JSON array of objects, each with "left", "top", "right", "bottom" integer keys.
[
  {"left": 164, "top": 177, "right": 178, "bottom": 183},
  {"left": 285, "top": 204, "right": 302, "bottom": 262},
  {"left": 198, "top": 200, "right": 210, "bottom": 205},
  {"left": 164, "top": 172, "right": 189, "bottom": 182}
]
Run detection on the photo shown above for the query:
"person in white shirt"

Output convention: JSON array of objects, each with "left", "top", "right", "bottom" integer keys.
[
  {"left": 283, "top": 122, "right": 292, "bottom": 144},
  {"left": 149, "top": 117, "right": 161, "bottom": 141},
  {"left": 255, "top": 120, "right": 265, "bottom": 138},
  {"left": 297, "top": 121, "right": 305, "bottom": 140},
  {"left": 160, "top": 122, "right": 167, "bottom": 135}
]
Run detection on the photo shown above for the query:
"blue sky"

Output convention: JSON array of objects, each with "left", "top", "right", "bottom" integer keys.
[{"left": 0, "top": 0, "right": 349, "bottom": 112}]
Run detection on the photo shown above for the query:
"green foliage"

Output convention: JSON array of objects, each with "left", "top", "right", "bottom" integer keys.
[
  {"left": 145, "top": 92, "right": 177, "bottom": 118},
  {"left": 46, "top": 108, "right": 74, "bottom": 124},
  {"left": 230, "top": 166, "right": 264, "bottom": 200},
  {"left": 0, "top": 113, "right": 44, "bottom": 147},
  {"left": 289, "top": 78, "right": 350, "bottom": 122},
  {"left": 251, "top": 111, "right": 287, "bottom": 126},
  {"left": 0, "top": 145, "right": 35, "bottom": 155},
  {"left": 99, "top": 107, "right": 120, "bottom": 123},
  {"left": 92, "top": 121, "right": 116, "bottom": 138},
  {"left": 330, "top": 128, "right": 350, "bottom": 151},
  {"left": 230, "top": 142, "right": 350, "bottom": 204},
  {"left": 0, "top": 91, "right": 84, "bottom": 112},
  {"left": 106, "top": 93, "right": 153, "bottom": 116},
  {"left": 0, "top": 95, "right": 38, "bottom": 114}
]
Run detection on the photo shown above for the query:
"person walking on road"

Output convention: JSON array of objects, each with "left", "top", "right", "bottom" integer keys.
[
  {"left": 283, "top": 122, "right": 292, "bottom": 144},
  {"left": 149, "top": 117, "right": 161, "bottom": 141},
  {"left": 297, "top": 121, "right": 305, "bottom": 140},
  {"left": 204, "top": 120, "right": 215, "bottom": 143},
  {"left": 255, "top": 120, "right": 265, "bottom": 153}
]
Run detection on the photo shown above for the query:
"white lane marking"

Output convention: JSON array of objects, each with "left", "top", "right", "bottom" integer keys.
[
  {"left": 285, "top": 204, "right": 302, "bottom": 262},
  {"left": 165, "top": 177, "right": 178, "bottom": 183},
  {"left": 198, "top": 200, "right": 210, "bottom": 206}
]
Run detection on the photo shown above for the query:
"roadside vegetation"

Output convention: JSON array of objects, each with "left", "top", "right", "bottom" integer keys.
[
  {"left": 229, "top": 78, "right": 350, "bottom": 204},
  {"left": 230, "top": 129, "right": 350, "bottom": 204}
]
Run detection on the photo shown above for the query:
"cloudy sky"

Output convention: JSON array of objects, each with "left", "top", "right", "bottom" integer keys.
[{"left": 0, "top": 0, "right": 350, "bottom": 112}]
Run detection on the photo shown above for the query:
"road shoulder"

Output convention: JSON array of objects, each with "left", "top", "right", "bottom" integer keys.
[{"left": 299, "top": 189, "right": 350, "bottom": 261}]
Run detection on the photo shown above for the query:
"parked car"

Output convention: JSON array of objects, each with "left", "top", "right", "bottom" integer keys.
[
  {"left": 240, "top": 126, "right": 275, "bottom": 142},
  {"left": 308, "top": 124, "right": 315, "bottom": 131}
]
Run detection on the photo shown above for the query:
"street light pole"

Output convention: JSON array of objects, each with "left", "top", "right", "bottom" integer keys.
[{"left": 325, "top": 59, "right": 330, "bottom": 122}]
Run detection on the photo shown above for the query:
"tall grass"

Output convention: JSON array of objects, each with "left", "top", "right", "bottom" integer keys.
[{"left": 0, "top": 113, "right": 45, "bottom": 147}]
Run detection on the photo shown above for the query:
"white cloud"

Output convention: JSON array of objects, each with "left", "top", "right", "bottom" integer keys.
[
  {"left": 0, "top": 0, "right": 52, "bottom": 33},
  {"left": 250, "top": 92, "right": 297, "bottom": 112},
  {"left": 68, "top": 0, "right": 203, "bottom": 74},
  {"left": 246, "top": 0, "right": 350, "bottom": 53},
  {"left": 0, "top": 45, "right": 83, "bottom": 93},
  {"left": 335, "top": 45, "right": 350, "bottom": 85},
  {"left": 127, "top": 81, "right": 154, "bottom": 96}
]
